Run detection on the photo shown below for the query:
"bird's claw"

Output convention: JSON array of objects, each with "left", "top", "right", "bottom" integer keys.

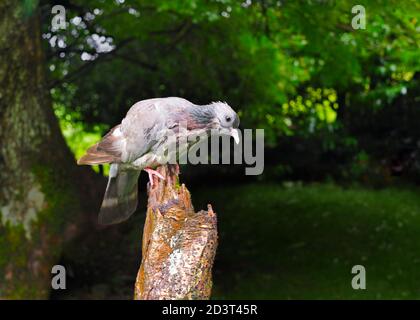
[{"left": 144, "top": 168, "right": 165, "bottom": 187}]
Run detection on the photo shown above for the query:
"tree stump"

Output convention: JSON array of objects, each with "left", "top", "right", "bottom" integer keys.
[{"left": 134, "top": 165, "right": 218, "bottom": 300}]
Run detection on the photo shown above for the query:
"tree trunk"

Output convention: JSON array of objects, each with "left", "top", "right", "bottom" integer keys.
[
  {"left": 0, "top": 2, "right": 96, "bottom": 298},
  {"left": 134, "top": 165, "right": 218, "bottom": 300}
]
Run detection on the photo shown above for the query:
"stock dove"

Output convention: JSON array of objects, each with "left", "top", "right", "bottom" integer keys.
[{"left": 78, "top": 97, "right": 240, "bottom": 225}]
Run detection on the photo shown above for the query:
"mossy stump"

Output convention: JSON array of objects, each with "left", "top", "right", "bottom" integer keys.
[{"left": 134, "top": 165, "right": 218, "bottom": 300}]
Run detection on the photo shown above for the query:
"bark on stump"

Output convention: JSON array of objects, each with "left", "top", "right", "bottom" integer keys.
[{"left": 134, "top": 165, "right": 218, "bottom": 300}]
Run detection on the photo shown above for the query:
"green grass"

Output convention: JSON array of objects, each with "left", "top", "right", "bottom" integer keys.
[
  {"left": 191, "top": 183, "right": 420, "bottom": 299},
  {"left": 56, "top": 182, "right": 420, "bottom": 299}
]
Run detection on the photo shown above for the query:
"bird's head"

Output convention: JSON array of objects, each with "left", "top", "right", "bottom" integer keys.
[{"left": 210, "top": 102, "right": 240, "bottom": 144}]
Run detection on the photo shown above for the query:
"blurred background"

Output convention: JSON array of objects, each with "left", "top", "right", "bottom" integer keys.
[{"left": 0, "top": 0, "right": 419, "bottom": 299}]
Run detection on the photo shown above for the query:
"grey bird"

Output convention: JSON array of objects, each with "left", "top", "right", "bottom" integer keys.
[{"left": 78, "top": 97, "right": 240, "bottom": 225}]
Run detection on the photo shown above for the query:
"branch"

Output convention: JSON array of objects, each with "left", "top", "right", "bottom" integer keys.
[
  {"left": 113, "top": 52, "right": 158, "bottom": 71},
  {"left": 134, "top": 165, "right": 218, "bottom": 300},
  {"left": 48, "top": 38, "right": 134, "bottom": 88}
]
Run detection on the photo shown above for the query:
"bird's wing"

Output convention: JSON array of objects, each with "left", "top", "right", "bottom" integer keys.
[
  {"left": 78, "top": 97, "right": 194, "bottom": 165},
  {"left": 121, "top": 98, "right": 193, "bottom": 162},
  {"left": 77, "top": 125, "right": 124, "bottom": 165}
]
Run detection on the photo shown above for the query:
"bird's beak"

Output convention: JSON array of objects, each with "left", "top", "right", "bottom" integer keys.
[{"left": 230, "top": 128, "right": 240, "bottom": 144}]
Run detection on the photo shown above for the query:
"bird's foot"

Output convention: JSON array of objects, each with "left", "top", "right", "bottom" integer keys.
[{"left": 144, "top": 167, "right": 165, "bottom": 187}]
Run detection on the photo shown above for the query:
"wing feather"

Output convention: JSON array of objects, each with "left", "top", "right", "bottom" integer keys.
[
  {"left": 78, "top": 97, "right": 195, "bottom": 165},
  {"left": 77, "top": 125, "right": 123, "bottom": 165}
]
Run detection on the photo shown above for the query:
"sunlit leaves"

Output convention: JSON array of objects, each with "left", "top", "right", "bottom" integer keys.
[
  {"left": 281, "top": 88, "right": 338, "bottom": 136},
  {"left": 43, "top": 0, "right": 420, "bottom": 154}
]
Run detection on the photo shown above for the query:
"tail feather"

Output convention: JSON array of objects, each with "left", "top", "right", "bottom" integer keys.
[{"left": 98, "top": 164, "right": 140, "bottom": 225}]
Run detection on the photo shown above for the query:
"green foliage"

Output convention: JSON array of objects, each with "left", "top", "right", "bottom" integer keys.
[
  {"left": 42, "top": 0, "right": 420, "bottom": 181},
  {"left": 54, "top": 102, "right": 105, "bottom": 161},
  {"left": 51, "top": 87, "right": 107, "bottom": 173},
  {"left": 282, "top": 87, "right": 339, "bottom": 134}
]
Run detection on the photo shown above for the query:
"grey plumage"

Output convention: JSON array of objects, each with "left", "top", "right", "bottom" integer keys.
[
  {"left": 78, "top": 97, "right": 240, "bottom": 225},
  {"left": 98, "top": 164, "right": 140, "bottom": 225}
]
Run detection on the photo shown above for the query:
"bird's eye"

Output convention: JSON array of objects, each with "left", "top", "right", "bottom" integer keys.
[{"left": 225, "top": 116, "right": 232, "bottom": 122}]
